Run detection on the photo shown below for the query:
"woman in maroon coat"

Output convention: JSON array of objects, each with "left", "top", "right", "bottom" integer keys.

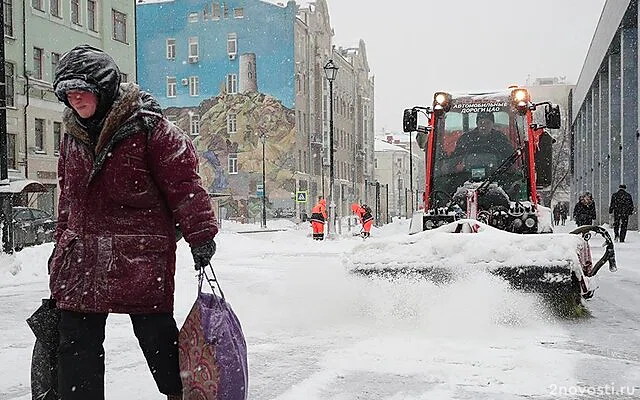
[{"left": 50, "top": 45, "right": 218, "bottom": 400}]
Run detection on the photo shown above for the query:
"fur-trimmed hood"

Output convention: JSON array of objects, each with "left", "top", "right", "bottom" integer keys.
[
  {"left": 54, "top": 45, "right": 122, "bottom": 121},
  {"left": 63, "top": 82, "right": 163, "bottom": 179}
]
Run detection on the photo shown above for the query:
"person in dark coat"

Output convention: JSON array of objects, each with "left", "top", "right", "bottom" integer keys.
[
  {"left": 552, "top": 204, "right": 561, "bottom": 226},
  {"left": 559, "top": 202, "right": 568, "bottom": 226},
  {"left": 50, "top": 45, "right": 218, "bottom": 400},
  {"left": 451, "top": 112, "right": 514, "bottom": 167},
  {"left": 609, "top": 184, "right": 634, "bottom": 242},
  {"left": 573, "top": 192, "right": 596, "bottom": 226}
]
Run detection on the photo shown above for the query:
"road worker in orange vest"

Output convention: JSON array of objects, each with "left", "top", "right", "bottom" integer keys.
[
  {"left": 351, "top": 203, "right": 374, "bottom": 238},
  {"left": 310, "top": 197, "right": 327, "bottom": 240}
]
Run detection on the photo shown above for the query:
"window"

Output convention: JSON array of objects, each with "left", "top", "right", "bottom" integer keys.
[
  {"left": 112, "top": 9, "right": 127, "bottom": 43},
  {"left": 189, "top": 76, "right": 199, "bottom": 96},
  {"left": 53, "top": 122, "right": 62, "bottom": 155},
  {"left": 228, "top": 153, "right": 238, "bottom": 174},
  {"left": 33, "top": 47, "right": 43, "bottom": 80},
  {"left": 166, "top": 115, "right": 177, "bottom": 125},
  {"left": 227, "top": 33, "right": 237, "bottom": 58},
  {"left": 50, "top": 0, "right": 60, "bottom": 17},
  {"left": 166, "top": 38, "right": 176, "bottom": 60},
  {"left": 32, "top": 0, "right": 43, "bottom": 11},
  {"left": 7, "top": 133, "right": 16, "bottom": 169},
  {"left": 71, "top": 0, "right": 80, "bottom": 25},
  {"left": 120, "top": 72, "right": 128, "bottom": 83},
  {"left": 4, "top": 62, "right": 14, "bottom": 107},
  {"left": 189, "top": 114, "right": 200, "bottom": 136},
  {"left": 234, "top": 8, "right": 244, "bottom": 18},
  {"left": 188, "top": 12, "right": 198, "bottom": 23},
  {"left": 211, "top": 2, "right": 220, "bottom": 19},
  {"left": 34, "top": 118, "right": 45, "bottom": 152},
  {"left": 188, "top": 37, "right": 199, "bottom": 62},
  {"left": 166, "top": 77, "right": 177, "bottom": 97},
  {"left": 222, "top": 3, "right": 228, "bottom": 18},
  {"left": 87, "top": 0, "right": 97, "bottom": 31},
  {"left": 4, "top": 0, "right": 13, "bottom": 36},
  {"left": 51, "top": 52, "right": 60, "bottom": 77},
  {"left": 226, "top": 74, "right": 237, "bottom": 94},
  {"left": 227, "top": 113, "right": 236, "bottom": 133}
]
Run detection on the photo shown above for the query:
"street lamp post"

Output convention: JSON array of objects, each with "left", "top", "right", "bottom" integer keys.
[
  {"left": 323, "top": 59, "right": 338, "bottom": 237},
  {"left": 408, "top": 131, "right": 414, "bottom": 213},
  {"left": 0, "top": 0, "right": 12, "bottom": 254},
  {"left": 260, "top": 133, "right": 267, "bottom": 229}
]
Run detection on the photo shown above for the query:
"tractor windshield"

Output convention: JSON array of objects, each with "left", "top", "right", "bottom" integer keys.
[{"left": 431, "top": 96, "right": 528, "bottom": 201}]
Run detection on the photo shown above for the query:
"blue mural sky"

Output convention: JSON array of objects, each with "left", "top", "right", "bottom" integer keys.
[{"left": 136, "top": 0, "right": 295, "bottom": 109}]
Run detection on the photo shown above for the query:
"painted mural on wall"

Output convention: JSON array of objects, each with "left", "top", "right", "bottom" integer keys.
[{"left": 166, "top": 63, "right": 296, "bottom": 219}]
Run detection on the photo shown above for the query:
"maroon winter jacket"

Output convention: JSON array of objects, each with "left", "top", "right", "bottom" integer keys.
[{"left": 49, "top": 83, "right": 218, "bottom": 313}]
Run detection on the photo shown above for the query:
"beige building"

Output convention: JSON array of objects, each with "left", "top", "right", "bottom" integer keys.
[
  {"left": 294, "top": 0, "right": 375, "bottom": 220},
  {"left": 374, "top": 136, "right": 412, "bottom": 218},
  {"left": 4, "top": 0, "right": 136, "bottom": 215}
]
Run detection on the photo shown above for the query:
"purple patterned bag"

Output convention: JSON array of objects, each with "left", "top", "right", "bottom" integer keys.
[{"left": 179, "top": 265, "right": 248, "bottom": 400}]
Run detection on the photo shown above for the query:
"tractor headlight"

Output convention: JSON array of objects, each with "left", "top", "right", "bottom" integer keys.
[
  {"left": 433, "top": 92, "right": 451, "bottom": 114},
  {"left": 510, "top": 88, "right": 530, "bottom": 114},
  {"left": 525, "top": 217, "right": 536, "bottom": 228},
  {"left": 514, "top": 90, "right": 527, "bottom": 102}
]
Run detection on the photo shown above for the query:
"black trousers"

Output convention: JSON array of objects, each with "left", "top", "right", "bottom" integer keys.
[
  {"left": 613, "top": 214, "right": 629, "bottom": 242},
  {"left": 57, "top": 310, "right": 182, "bottom": 400}
]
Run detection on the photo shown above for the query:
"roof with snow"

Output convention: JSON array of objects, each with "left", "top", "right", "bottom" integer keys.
[
  {"left": 136, "top": 0, "right": 174, "bottom": 4},
  {"left": 259, "top": 0, "right": 313, "bottom": 7},
  {"left": 374, "top": 138, "right": 409, "bottom": 153}
]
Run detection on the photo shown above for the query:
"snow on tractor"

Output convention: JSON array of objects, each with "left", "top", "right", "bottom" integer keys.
[{"left": 346, "top": 88, "right": 616, "bottom": 315}]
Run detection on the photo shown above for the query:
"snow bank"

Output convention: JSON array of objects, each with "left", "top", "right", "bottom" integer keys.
[{"left": 344, "top": 219, "right": 584, "bottom": 275}]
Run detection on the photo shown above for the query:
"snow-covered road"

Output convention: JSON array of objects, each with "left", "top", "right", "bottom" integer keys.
[{"left": 1, "top": 219, "right": 639, "bottom": 399}]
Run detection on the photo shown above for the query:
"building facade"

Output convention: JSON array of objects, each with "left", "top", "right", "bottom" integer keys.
[
  {"left": 135, "top": 0, "right": 375, "bottom": 222},
  {"left": 373, "top": 136, "right": 412, "bottom": 219},
  {"left": 525, "top": 77, "right": 575, "bottom": 207},
  {"left": 570, "top": 0, "right": 639, "bottom": 229},
  {"left": 4, "top": 0, "right": 136, "bottom": 215}
]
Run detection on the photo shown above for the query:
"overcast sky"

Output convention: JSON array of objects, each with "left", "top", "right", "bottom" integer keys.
[{"left": 326, "top": 0, "right": 607, "bottom": 134}]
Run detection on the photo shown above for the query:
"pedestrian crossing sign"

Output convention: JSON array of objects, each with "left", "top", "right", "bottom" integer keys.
[{"left": 296, "top": 191, "right": 308, "bottom": 203}]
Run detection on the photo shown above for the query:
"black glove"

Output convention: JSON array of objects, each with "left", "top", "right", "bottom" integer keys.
[{"left": 191, "top": 240, "right": 216, "bottom": 270}]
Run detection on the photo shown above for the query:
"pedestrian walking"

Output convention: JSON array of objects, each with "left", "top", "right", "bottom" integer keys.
[
  {"left": 553, "top": 204, "right": 561, "bottom": 226},
  {"left": 49, "top": 45, "right": 218, "bottom": 400},
  {"left": 573, "top": 192, "right": 596, "bottom": 227},
  {"left": 559, "top": 202, "right": 568, "bottom": 226},
  {"left": 310, "top": 197, "right": 327, "bottom": 240},
  {"left": 609, "top": 184, "right": 634, "bottom": 242}
]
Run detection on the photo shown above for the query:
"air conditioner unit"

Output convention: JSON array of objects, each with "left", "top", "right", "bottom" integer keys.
[
  {"left": 228, "top": 53, "right": 236, "bottom": 60},
  {"left": 181, "top": 78, "right": 189, "bottom": 85},
  {"left": 188, "top": 56, "right": 199, "bottom": 63}
]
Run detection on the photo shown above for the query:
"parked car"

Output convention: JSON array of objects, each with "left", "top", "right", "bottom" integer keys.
[{"left": 12, "top": 207, "right": 56, "bottom": 250}]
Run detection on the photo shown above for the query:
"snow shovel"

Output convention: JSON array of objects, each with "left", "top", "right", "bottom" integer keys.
[
  {"left": 178, "top": 263, "right": 248, "bottom": 400},
  {"left": 26, "top": 298, "right": 60, "bottom": 400}
]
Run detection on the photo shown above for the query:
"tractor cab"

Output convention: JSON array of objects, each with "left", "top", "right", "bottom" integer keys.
[{"left": 404, "top": 88, "right": 561, "bottom": 233}]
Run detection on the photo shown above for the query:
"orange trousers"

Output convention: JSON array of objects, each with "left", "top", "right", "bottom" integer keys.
[
  {"left": 362, "top": 220, "right": 373, "bottom": 237},
  {"left": 312, "top": 221, "right": 325, "bottom": 240}
]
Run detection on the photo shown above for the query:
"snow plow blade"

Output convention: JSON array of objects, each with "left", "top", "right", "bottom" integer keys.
[{"left": 344, "top": 220, "right": 610, "bottom": 315}]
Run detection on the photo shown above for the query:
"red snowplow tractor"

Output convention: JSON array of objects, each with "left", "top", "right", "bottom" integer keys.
[{"left": 383, "top": 88, "right": 619, "bottom": 312}]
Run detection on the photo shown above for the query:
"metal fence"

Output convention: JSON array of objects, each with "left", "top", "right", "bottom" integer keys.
[{"left": 363, "top": 180, "right": 390, "bottom": 226}]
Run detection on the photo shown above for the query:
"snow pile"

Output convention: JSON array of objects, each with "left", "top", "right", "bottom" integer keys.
[{"left": 344, "top": 219, "right": 584, "bottom": 275}]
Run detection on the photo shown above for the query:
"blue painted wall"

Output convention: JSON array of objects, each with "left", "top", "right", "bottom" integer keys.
[{"left": 136, "top": 0, "right": 296, "bottom": 108}]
